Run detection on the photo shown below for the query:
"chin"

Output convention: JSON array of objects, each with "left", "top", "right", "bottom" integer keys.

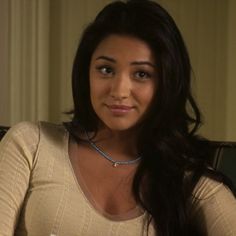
[{"left": 103, "top": 121, "right": 139, "bottom": 132}]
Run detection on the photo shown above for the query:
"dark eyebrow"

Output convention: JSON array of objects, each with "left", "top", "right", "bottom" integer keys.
[
  {"left": 95, "top": 56, "right": 116, "bottom": 63},
  {"left": 131, "top": 61, "right": 155, "bottom": 68},
  {"left": 95, "top": 56, "right": 155, "bottom": 68}
]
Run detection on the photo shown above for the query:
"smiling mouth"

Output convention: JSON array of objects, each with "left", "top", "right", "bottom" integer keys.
[{"left": 106, "top": 104, "right": 134, "bottom": 114}]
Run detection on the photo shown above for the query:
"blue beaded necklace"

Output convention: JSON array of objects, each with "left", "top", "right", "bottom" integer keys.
[{"left": 85, "top": 131, "right": 142, "bottom": 167}]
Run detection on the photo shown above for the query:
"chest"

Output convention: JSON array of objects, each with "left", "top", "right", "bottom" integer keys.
[
  {"left": 15, "top": 140, "right": 153, "bottom": 235},
  {"left": 69, "top": 141, "right": 139, "bottom": 216}
]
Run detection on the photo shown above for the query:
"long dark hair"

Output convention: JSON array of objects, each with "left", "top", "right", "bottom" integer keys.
[{"left": 66, "top": 0, "right": 234, "bottom": 235}]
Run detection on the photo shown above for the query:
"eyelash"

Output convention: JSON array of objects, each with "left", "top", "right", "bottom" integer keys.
[
  {"left": 96, "top": 66, "right": 114, "bottom": 76},
  {"left": 134, "top": 71, "right": 152, "bottom": 80},
  {"left": 95, "top": 66, "right": 153, "bottom": 80}
]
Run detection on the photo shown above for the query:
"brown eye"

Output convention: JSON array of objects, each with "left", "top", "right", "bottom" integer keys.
[
  {"left": 96, "top": 66, "right": 114, "bottom": 76},
  {"left": 134, "top": 71, "right": 152, "bottom": 80}
]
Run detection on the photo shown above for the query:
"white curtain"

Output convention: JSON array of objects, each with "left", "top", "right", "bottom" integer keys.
[{"left": 0, "top": 0, "right": 49, "bottom": 124}]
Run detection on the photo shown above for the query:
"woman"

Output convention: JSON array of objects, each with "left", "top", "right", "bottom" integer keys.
[{"left": 0, "top": 0, "right": 236, "bottom": 235}]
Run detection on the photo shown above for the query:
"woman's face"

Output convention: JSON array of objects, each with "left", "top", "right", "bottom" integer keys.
[{"left": 89, "top": 34, "right": 157, "bottom": 132}]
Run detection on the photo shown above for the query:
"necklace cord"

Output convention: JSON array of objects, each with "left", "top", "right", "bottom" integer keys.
[{"left": 85, "top": 131, "right": 142, "bottom": 167}]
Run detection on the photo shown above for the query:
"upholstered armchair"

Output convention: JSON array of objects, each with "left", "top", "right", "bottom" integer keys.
[
  {"left": 208, "top": 141, "right": 236, "bottom": 185},
  {"left": 0, "top": 126, "right": 9, "bottom": 141}
]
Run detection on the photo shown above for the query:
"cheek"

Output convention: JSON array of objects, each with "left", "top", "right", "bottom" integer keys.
[
  {"left": 138, "top": 84, "right": 156, "bottom": 108},
  {"left": 89, "top": 78, "right": 110, "bottom": 107},
  {"left": 89, "top": 70, "right": 100, "bottom": 100}
]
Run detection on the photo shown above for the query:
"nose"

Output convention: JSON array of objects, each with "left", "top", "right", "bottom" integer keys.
[{"left": 110, "top": 74, "right": 131, "bottom": 100}]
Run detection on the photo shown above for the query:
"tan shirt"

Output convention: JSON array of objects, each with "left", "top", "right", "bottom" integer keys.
[{"left": 0, "top": 122, "right": 236, "bottom": 236}]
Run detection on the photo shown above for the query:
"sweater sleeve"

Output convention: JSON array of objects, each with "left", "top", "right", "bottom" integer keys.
[
  {"left": 0, "top": 122, "right": 39, "bottom": 236},
  {"left": 190, "top": 176, "right": 236, "bottom": 236}
]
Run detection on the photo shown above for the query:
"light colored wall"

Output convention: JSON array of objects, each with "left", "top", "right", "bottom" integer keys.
[
  {"left": 226, "top": 0, "right": 236, "bottom": 140},
  {"left": 0, "top": 0, "right": 235, "bottom": 141},
  {"left": 157, "top": 0, "right": 229, "bottom": 140},
  {"left": 0, "top": 0, "right": 10, "bottom": 125}
]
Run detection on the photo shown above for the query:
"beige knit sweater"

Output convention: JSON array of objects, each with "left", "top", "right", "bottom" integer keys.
[{"left": 0, "top": 122, "right": 236, "bottom": 236}]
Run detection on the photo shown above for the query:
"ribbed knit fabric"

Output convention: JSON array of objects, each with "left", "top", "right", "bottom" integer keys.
[{"left": 0, "top": 122, "right": 236, "bottom": 236}]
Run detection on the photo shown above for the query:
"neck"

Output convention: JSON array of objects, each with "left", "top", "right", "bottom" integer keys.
[{"left": 88, "top": 127, "right": 139, "bottom": 162}]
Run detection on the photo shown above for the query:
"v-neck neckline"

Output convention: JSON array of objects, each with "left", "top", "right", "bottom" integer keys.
[{"left": 62, "top": 130, "right": 146, "bottom": 222}]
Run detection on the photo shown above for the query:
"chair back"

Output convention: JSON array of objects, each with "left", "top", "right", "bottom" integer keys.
[
  {"left": 210, "top": 141, "right": 236, "bottom": 185},
  {"left": 0, "top": 126, "right": 9, "bottom": 141}
]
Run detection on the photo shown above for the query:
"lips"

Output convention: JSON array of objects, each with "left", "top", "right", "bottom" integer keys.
[{"left": 106, "top": 104, "right": 134, "bottom": 115}]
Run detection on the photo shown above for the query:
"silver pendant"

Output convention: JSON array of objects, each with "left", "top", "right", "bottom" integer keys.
[{"left": 113, "top": 162, "right": 118, "bottom": 167}]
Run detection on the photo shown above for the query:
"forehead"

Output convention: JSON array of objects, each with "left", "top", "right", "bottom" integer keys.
[{"left": 91, "top": 34, "right": 156, "bottom": 62}]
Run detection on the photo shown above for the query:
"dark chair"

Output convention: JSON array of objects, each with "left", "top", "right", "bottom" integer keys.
[
  {"left": 0, "top": 126, "right": 9, "bottom": 141},
  {"left": 208, "top": 141, "right": 236, "bottom": 185},
  {"left": 0, "top": 125, "right": 235, "bottom": 184}
]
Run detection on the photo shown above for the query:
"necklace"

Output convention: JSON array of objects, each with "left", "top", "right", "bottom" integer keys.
[{"left": 85, "top": 131, "right": 142, "bottom": 167}]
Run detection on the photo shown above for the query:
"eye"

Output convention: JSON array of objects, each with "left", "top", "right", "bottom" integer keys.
[
  {"left": 96, "top": 66, "right": 114, "bottom": 76},
  {"left": 134, "top": 71, "right": 152, "bottom": 80}
]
